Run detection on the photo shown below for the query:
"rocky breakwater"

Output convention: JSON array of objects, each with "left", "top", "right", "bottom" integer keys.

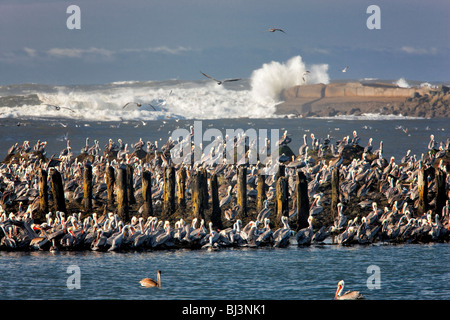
[{"left": 277, "top": 82, "right": 450, "bottom": 118}]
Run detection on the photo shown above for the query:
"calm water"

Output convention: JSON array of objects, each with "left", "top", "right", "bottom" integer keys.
[{"left": 1, "top": 243, "right": 449, "bottom": 300}]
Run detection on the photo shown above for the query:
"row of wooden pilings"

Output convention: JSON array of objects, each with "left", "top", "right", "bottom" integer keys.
[{"left": 35, "top": 162, "right": 447, "bottom": 230}]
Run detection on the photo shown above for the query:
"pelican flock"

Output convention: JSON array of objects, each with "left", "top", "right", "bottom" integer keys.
[{"left": 0, "top": 130, "right": 449, "bottom": 253}]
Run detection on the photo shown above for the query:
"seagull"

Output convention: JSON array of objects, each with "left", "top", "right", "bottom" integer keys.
[
  {"left": 200, "top": 72, "right": 241, "bottom": 85},
  {"left": 341, "top": 66, "right": 349, "bottom": 73},
  {"left": 44, "top": 104, "right": 75, "bottom": 113},
  {"left": 302, "top": 71, "right": 311, "bottom": 83},
  {"left": 122, "top": 102, "right": 156, "bottom": 111},
  {"left": 266, "top": 28, "right": 286, "bottom": 34}
]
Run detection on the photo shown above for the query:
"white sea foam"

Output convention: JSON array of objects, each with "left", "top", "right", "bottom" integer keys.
[
  {"left": 394, "top": 78, "right": 410, "bottom": 88},
  {"left": 0, "top": 55, "right": 329, "bottom": 121}
]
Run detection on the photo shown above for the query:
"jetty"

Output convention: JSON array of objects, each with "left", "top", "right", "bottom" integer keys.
[{"left": 0, "top": 130, "right": 449, "bottom": 252}]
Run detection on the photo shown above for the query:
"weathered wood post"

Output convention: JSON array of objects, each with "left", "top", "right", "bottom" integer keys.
[
  {"left": 435, "top": 168, "right": 446, "bottom": 217},
  {"left": 50, "top": 168, "right": 66, "bottom": 213},
  {"left": 177, "top": 166, "right": 187, "bottom": 209},
  {"left": 38, "top": 168, "right": 49, "bottom": 215},
  {"left": 116, "top": 166, "right": 129, "bottom": 222},
  {"left": 256, "top": 173, "right": 266, "bottom": 213},
  {"left": 202, "top": 168, "right": 209, "bottom": 210},
  {"left": 275, "top": 176, "right": 289, "bottom": 224},
  {"left": 82, "top": 163, "right": 93, "bottom": 212},
  {"left": 163, "top": 166, "right": 176, "bottom": 215},
  {"left": 237, "top": 166, "right": 247, "bottom": 218},
  {"left": 192, "top": 170, "right": 205, "bottom": 220},
  {"left": 274, "top": 164, "right": 285, "bottom": 214},
  {"left": 417, "top": 164, "right": 428, "bottom": 216},
  {"left": 210, "top": 173, "right": 223, "bottom": 230},
  {"left": 296, "top": 171, "right": 310, "bottom": 231},
  {"left": 141, "top": 170, "right": 153, "bottom": 219},
  {"left": 106, "top": 165, "right": 115, "bottom": 206},
  {"left": 331, "top": 168, "right": 340, "bottom": 218},
  {"left": 126, "top": 165, "right": 136, "bottom": 205}
]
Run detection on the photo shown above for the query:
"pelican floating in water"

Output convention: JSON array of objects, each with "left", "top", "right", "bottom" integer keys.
[
  {"left": 335, "top": 280, "right": 364, "bottom": 300},
  {"left": 140, "top": 270, "right": 162, "bottom": 288}
]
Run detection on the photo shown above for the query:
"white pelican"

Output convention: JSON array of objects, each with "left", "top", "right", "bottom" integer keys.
[
  {"left": 335, "top": 280, "right": 364, "bottom": 300},
  {"left": 140, "top": 270, "right": 162, "bottom": 288}
]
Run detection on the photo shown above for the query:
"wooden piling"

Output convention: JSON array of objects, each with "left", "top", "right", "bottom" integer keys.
[
  {"left": 296, "top": 171, "right": 310, "bottom": 231},
  {"left": 210, "top": 173, "right": 223, "bottom": 230},
  {"left": 163, "top": 166, "right": 176, "bottom": 215},
  {"left": 142, "top": 170, "right": 153, "bottom": 219},
  {"left": 417, "top": 165, "right": 428, "bottom": 216},
  {"left": 192, "top": 170, "right": 205, "bottom": 220},
  {"left": 82, "top": 164, "right": 93, "bottom": 212},
  {"left": 38, "top": 168, "right": 49, "bottom": 215},
  {"left": 116, "top": 166, "right": 129, "bottom": 222},
  {"left": 237, "top": 166, "right": 247, "bottom": 218},
  {"left": 106, "top": 165, "right": 115, "bottom": 207},
  {"left": 256, "top": 173, "right": 266, "bottom": 213},
  {"left": 202, "top": 168, "right": 209, "bottom": 210},
  {"left": 274, "top": 164, "right": 285, "bottom": 214},
  {"left": 435, "top": 168, "right": 446, "bottom": 216},
  {"left": 50, "top": 168, "right": 66, "bottom": 213},
  {"left": 331, "top": 168, "right": 340, "bottom": 218},
  {"left": 177, "top": 166, "right": 187, "bottom": 209},
  {"left": 275, "top": 176, "right": 289, "bottom": 224},
  {"left": 126, "top": 165, "right": 136, "bottom": 205}
]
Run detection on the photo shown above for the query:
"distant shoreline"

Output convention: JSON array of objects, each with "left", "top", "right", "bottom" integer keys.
[{"left": 276, "top": 81, "right": 450, "bottom": 118}]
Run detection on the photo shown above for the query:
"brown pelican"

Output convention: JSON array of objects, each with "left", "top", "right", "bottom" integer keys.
[
  {"left": 266, "top": 28, "right": 286, "bottom": 33},
  {"left": 310, "top": 194, "right": 324, "bottom": 216},
  {"left": 140, "top": 270, "right": 162, "bottom": 288},
  {"left": 256, "top": 200, "right": 271, "bottom": 223},
  {"left": 296, "top": 216, "right": 313, "bottom": 246},
  {"left": 220, "top": 186, "right": 233, "bottom": 208},
  {"left": 335, "top": 280, "right": 364, "bottom": 300},
  {"left": 200, "top": 72, "right": 241, "bottom": 85}
]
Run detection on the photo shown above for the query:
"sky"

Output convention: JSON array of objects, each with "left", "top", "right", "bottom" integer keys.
[{"left": 0, "top": 0, "right": 449, "bottom": 85}]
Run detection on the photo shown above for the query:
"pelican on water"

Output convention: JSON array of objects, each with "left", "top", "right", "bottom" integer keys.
[
  {"left": 334, "top": 280, "right": 364, "bottom": 300},
  {"left": 140, "top": 270, "right": 162, "bottom": 288}
]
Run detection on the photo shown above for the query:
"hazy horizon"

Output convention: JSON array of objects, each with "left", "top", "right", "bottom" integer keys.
[{"left": 1, "top": 0, "right": 448, "bottom": 85}]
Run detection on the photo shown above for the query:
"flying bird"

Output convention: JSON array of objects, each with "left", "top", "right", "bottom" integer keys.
[
  {"left": 122, "top": 102, "right": 156, "bottom": 111},
  {"left": 266, "top": 28, "right": 286, "bottom": 34},
  {"left": 341, "top": 66, "right": 349, "bottom": 73},
  {"left": 44, "top": 104, "right": 75, "bottom": 113},
  {"left": 200, "top": 72, "right": 241, "bottom": 85}
]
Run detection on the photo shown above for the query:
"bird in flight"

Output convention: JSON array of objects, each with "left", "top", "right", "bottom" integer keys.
[
  {"left": 122, "top": 102, "right": 156, "bottom": 111},
  {"left": 302, "top": 70, "right": 311, "bottom": 83},
  {"left": 342, "top": 66, "right": 349, "bottom": 73},
  {"left": 200, "top": 72, "right": 241, "bottom": 85},
  {"left": 44, "top": 104, "right": 75, "bottom": 113},
  {"left": 266, "top": 28, "right": 286, "bottom": 34}
]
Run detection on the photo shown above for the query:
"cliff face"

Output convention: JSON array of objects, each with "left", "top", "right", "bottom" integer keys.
[{"left": 277, "top": 82, "right": 450, "bottom": 118}]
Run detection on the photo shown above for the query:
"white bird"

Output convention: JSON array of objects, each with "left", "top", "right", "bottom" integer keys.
[
  {"left": 341, "top": 66, "right": 349, "bottom": 73},
  {"left": 200, "top": 72, "right": 241, "bottom": 85},
  {"left": 220, "top": 186, "right": 233, "bottom": 208}
]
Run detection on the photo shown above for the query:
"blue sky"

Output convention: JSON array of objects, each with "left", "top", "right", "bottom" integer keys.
[{"left": 0, "top": 0, "right": 448, "bottom": 85}]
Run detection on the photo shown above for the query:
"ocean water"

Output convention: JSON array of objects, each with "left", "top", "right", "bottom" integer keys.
[
  {"left": 0, "top": 55, "right": 449, "bottom": 302},
  {"left": 1, "top": 243, "right": 449, "bottom": 300}
]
